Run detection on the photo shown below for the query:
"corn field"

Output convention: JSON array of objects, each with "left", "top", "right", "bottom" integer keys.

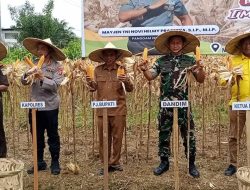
[{"left": 1, "top": 55, "right": 244, "bottom": 189}]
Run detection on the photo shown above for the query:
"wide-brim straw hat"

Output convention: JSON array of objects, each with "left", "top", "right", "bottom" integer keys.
[
  {"left": 23, "top": 38, "right": 66, "bottom": 61},
  {"left": 0, "top": 42, "right": 7, "bottom": 61},
  {"left": 225, "top": 32, "right": 250, "bottom": 55},
  {"left": 155, "top": 31, "right": 200, "bottom": 54},
  {"left": 89, "top": 42, "right": 132, "bottom": 62}
]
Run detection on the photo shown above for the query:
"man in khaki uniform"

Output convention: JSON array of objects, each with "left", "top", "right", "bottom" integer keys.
[{"left": 86, "top": 42, "right": 133, "bottom": 175}]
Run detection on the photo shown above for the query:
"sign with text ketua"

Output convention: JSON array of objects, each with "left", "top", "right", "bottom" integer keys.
[
  {"left": 232, "top": 102, "right": 250, "bottom": 110},
  {"left": 161, "top": 101, "right": 189, "bottom": 108},
  {"left": 20, "top": 102, "right": 45, "bottom": 109},
  {"left": 91, "top": 101, "right": 117, "bottom": 108}
]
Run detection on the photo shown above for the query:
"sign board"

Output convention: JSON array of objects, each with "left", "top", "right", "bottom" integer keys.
[
  {"left": 161, "top": 101, "right": 189, "bottom": 108},
  {"left": 91, "top": 101, "right": 117, "bottom": 108},
  {"left": 82, "top": 0, "right": 250, "bottom": 56},
  {"left": 232, "top": 102, "right": 250, "bottom": 110},
  {"left": 20, "top": 102, "right": 45, "bottom": 109}
]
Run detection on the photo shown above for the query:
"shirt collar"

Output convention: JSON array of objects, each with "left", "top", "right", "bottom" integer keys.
[{"left": 241, "top": 53, "right": 250, "bottom": 60}]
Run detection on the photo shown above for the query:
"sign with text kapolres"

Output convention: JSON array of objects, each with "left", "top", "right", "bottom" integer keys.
[{"left": 82, "top": 0, "right": 250, "bottom": 57}]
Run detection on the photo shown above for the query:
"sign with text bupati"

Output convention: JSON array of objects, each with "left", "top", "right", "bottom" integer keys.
[
  {"left": 82, "top": 0, "right": 250, "bottom": 57},
  {"left": 91, "top": 101, "right": 117, "bottom": 108}
]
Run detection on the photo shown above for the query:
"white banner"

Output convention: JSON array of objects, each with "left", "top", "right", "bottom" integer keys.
[
  {"left": 161, "top": 101, "right": 189, "bottom": 108},
  {"left": 91, "top": 101, "right": 117, "bottom": 108},
  {"left": 20, "top": 102, "right": 45, "bottom": 109},
  {"left": 232, "top": 102, "right": 250, "bottom": 110},
  {"left": 98, "top": 25, "right": 220, "bottom": 37}
]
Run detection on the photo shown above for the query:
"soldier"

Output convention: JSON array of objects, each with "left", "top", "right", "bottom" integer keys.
[
  {"left": 139, "top": 31, "right": 205, "bottom": 177},
  {"left": 21, "top": 38, "right": 65, "bottom": 175},
  {"left": 0, "top": 42, "right": 9, "bottom": 158},
  {"left": 86, "top": 42, "right": 133, "bottom": 175}
]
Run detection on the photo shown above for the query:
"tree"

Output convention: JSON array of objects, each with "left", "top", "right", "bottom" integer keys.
[{"left": 9, "top": 0, "right": 76, "bottom": 48}]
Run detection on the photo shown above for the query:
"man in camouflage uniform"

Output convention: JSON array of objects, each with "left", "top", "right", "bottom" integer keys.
[{"left": 140, "top": 31, "right": 205, "bottom": 178}]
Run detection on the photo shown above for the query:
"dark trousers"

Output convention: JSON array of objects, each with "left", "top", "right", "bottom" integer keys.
[
  {"left": 0, "top": 99, "right": 7, "bottom": 158},
  {"left": 158, "top": 107, "right": 196, "bottom": 163},
  {"left": 29, "top": 109, "right": 60, "bottom": 162}
]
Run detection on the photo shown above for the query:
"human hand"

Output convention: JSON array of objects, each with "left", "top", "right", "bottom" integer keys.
[
  {"left": 85, "top": 75, "right": 93, "bottom": 84},
  {"left": 34, "top": 69, "right": 44, "bottom": 80},
  {"left": 138, "top": 60, "right": 148, "bottom": 71},
  {"left": 26, "top": 66, "right": 38, "bottom": 75},
  {"left": 149, "top": 0, "right": 166, "bottom": 10},
  {"left": 118, "top": 74, "right": 128, "bottom": 82}
]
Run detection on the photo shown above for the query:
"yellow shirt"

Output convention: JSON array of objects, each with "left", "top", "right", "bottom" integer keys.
[{"left": 229, "top": 54, "right": 250, "bottom": 105}]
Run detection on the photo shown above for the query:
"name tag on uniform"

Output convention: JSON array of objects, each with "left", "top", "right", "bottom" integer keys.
[
  {"left": 20, "top": 101, "right": 45, "bottom": 109},
  {"left": 232, "top": 102, "right": 250, "bottom": 110},
  {"left": 161, "top": 101, "right": 188, "bottom": 108},
  {"left": 91, "top": 101, "right": 117, "bottom": 108}
]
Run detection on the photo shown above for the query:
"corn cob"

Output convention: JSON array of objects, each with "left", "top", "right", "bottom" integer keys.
[
  {"left": 117, "top": 66, "right": 125, "bottom": 76},
  {"left": 24, "top": 56, "right": 35, "bottom": 68},
  {"left": 143, "top": 48, "right": 148, "bottom": 62},
  {"left": 86, "top": 64, "right": 95, "bottom": 80},
  {"left": 37, "top": 55, "right": 45, "bottom": 69},
  {"left": 195, "top": 46, "right": 201, "bottom": 61}
]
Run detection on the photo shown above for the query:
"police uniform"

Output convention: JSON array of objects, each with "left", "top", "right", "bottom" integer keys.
[
  {"left": 21, "top": 59, "right": 64, "bottom": 171},
  {"left": 119, "top": 0, "right": 188, "bottom": 54}
]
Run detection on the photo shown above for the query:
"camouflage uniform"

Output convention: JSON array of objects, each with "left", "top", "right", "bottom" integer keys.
[{"left": 150, "top": 53, "right": 196, "bottom": 161}]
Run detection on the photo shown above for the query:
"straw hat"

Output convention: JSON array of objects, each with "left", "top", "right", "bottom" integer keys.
[
  {"left": 23, "top": 38, "right": 66, "bottom": 61},
  {"left": 225, "top": 32, "right": 250, "bottom": 55},
  {"left": 0, "top": 42, "right": 7, "bottom": 61},
  {"left": 155, "top": 31, "right": 200, "bottom": 54},
  {"left": 89, "top": 42, "right": 132, "bottom": 62}
]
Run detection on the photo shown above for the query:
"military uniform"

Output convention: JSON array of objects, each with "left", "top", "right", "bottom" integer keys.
[
  {"left": 21, "top": 59, "right": 64, "bottom": 167},
  {"left": 149, "top": 54, "right": 197, "bottom": 162},
  {"left": 119, "top": 0, "right": 188, "bottom": 54}
]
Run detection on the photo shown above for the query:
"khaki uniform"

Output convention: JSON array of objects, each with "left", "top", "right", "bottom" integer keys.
[{"left": 90, "top": 63, "right": 133, "bottom": 165}]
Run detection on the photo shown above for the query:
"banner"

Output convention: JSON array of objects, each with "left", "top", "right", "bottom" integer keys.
[{"left": 82, "top": 0, "right": 250, "bottom": 57}]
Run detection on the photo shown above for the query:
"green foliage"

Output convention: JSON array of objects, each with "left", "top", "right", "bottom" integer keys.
[
  {"left": 8, "top": 0, "right": 76, "bottom": 48},
  {"left": 63, "top": 38, "right": 82, "bottom": 60},
  {"left": 2, "top": 46, "right": 31, "bottom": 64}
]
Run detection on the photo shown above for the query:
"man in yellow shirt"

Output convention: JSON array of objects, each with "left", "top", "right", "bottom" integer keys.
[{"left": 224, "top": 32, "right": 250, "bottom": 176}]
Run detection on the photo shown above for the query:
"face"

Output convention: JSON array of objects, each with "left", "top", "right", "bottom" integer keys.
[
  {"left": 240, "top": 37, "right": 250, "bottom": 57},
  {"left": 102, "top": 50, "right": 117, "bottom": 65},
  {"left": 168, "top": 36, "right": 184, "bottom": 55},
  {"left": 37, "top": 43, "right": 50, "bottom": 57}
]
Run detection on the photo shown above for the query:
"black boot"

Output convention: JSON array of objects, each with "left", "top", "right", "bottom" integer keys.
[
  {"left": 224, "top": 164, "right": 237, "bottom": 176},
  {"left": 27, "top": 160, "right": 47, "bottom": 174},
  {"left": 27, "top": 150, "right": 47, "bottom": 174},
  {"left": 189, "top": 155, "right": 200, "bottom": 178},
  {"left": 153, "top": 157, "right": 169, "bottom": 176},
  {"left": 189, "top": 163, "right": 200, "bottom": 178},
  {"left": 50, "top": 153, "right": 60, "bottom": 175}
]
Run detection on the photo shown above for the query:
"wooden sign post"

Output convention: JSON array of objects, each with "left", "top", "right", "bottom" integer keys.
[
  {"left": 91, "top": 100, "right": 117, "bottom": 190},
  {"left": 161, "top": 100, "right": 189, "bottom": 190},
  {"left": 20, "top": 101, "right": 45, "bottom": 190},
  {"left": 232, "top": 101, "right": 250, "bottom": 166}
]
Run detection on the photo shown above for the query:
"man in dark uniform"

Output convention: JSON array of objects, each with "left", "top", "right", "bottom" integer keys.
[
  {"left": 139, "top": 31, "right": 205, "bottom": 177},
  {"left": 21, "top": 38, "right": 65, "bottom": 175},
  {"left": 119, "top": 0, "right": 192, "bottom": 54},
  {"left": 0, "top": 42, "right": 9, "bottom": 158}
]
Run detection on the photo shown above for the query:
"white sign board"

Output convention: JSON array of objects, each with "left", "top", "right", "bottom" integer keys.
[
  {"left": 91, "top": 101, "right": 117, "bottom": 108},
  {"left": 20, "top": 101, "right": 45, "bottom": 109},
  {"left": 161, "top": 101, "right": 189, "bottom": 108},
  {"left": 232, "top": 102, "right": 250, "bottom": 110}
]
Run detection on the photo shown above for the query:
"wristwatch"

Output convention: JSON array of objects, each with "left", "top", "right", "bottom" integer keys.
[{"left": 144, "top": 5, "right": 151, "bottom": 12}]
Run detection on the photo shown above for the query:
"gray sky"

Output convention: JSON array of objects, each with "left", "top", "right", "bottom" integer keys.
[{"left": 1, "top": 0, "right": 82, "bottom": 37}]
